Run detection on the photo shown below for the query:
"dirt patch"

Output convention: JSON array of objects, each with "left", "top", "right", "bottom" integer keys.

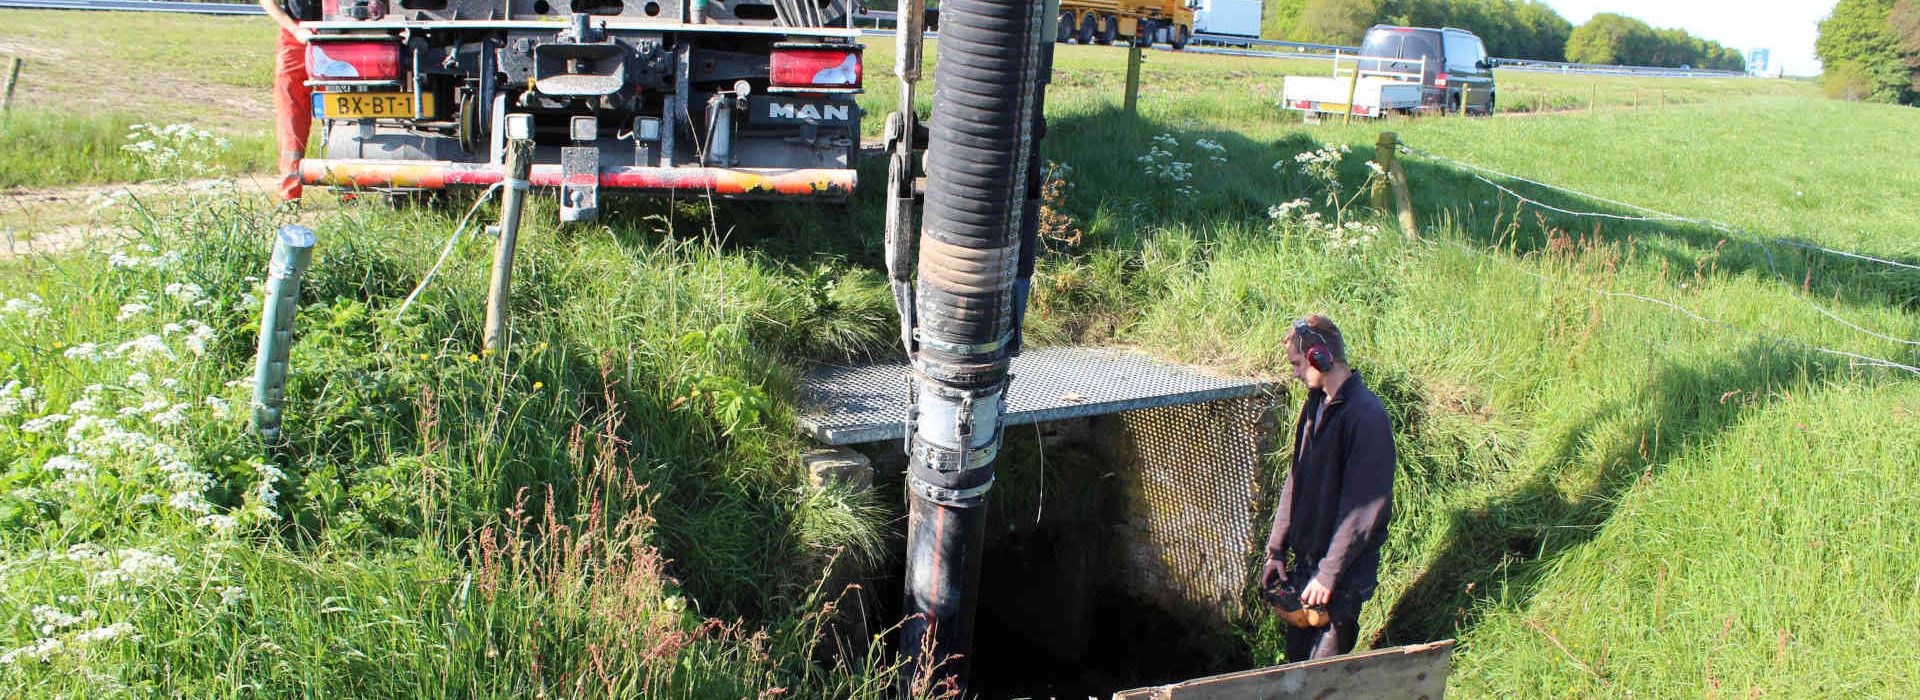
[
  {"left": 0, "top": 38, "right": 70, "bottom": 63},
  {"left": 0, "top": 174, "right": 279, "bottom": 258}
]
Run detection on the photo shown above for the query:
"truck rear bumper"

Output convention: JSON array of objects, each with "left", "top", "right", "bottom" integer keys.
[{"left": 300, "top": 159, "right": 857, "bottom": 197}]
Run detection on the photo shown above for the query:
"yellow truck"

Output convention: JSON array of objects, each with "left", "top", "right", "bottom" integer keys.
[{"left": 1055, "top": 0, "right": 1194, "bottom": 50}]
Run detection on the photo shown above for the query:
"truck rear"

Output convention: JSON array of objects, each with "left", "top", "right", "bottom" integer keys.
[{"left": 299, "top": 0, "right": 864, "bottom": 221}]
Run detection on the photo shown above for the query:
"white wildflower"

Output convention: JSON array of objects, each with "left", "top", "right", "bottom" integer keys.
[
  {"left": 0, "top": 380, "right": 29, "bottom": 417},
  {"left": 64, "top": 343, "right": 104, "bottom": 362},
  {"left": 92, "top": 549, "right": 180, "bottom": 586},
  {"left": 0, "top": 637, "right": 64, "bottom": 665},
  {"left": 31, "top": 605, "right": 89, "bottom": 636},
  {"left": 65, "top": 543, "right": 106, "bottom": 563},
  {"left": 43, "top": 455, "right": 94, "bottom": 482},
  {"left": 73, "top": 622, "right": 136, "bottom": 644},
  {"left": 164, "top": 282, "right": 205, "bottom": 304},
  {"left": 149, "top": 403, "right": 190, "bottom": 428},
  {"left": 127, "top": 372, "right": 153, "bottom": 387},
  {"left": 20, "top": 414, "right": 72, "bottom": 434},
  {"left": 1, "top": 295, "right": 51, "bottom": 320},
  {"left": 219, "top": 585, "right": 247, "bottom": 606},
  {"left": 116, "top": 303, "right": 152, "bottom": 322},
  {"left": 197, "top": 514, "right": 238, "bottom": 532},
  {"left": 203, "top": 396, "right": 232, "bottom": 419},
  {"left": 116, "top": 334, "right": 175, "bottom": 363}
]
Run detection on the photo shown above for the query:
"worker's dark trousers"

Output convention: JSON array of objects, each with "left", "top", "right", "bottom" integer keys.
[{"left": 1283, "top": 594, "right": 1365, "bottom": 662}]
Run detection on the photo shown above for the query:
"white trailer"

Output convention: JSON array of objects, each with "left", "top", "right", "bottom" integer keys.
[
  {"left": 1279, "top": 55, "right": 1427, "bottom": 120},
  {"left": 1192, "top": 0, "right": 1261, "bottom": 38}
]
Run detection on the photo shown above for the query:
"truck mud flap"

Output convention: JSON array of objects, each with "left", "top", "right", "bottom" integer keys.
[{"left": 301, "top": 159, "right": 856, "bottom": 196}]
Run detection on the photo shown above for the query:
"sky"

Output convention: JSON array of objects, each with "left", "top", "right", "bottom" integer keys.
[{"left": 1538, "top": 0, "right": 1839, "bottom": 76}]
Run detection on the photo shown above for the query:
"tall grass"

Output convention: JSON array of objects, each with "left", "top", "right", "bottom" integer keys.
[{"left": 0, "top": 109, "right": 271, "bottom": 188}]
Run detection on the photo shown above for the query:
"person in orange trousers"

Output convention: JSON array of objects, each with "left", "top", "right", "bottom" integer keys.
[{"left": 261, "top": 0, "right": 317, "bottom": 202}]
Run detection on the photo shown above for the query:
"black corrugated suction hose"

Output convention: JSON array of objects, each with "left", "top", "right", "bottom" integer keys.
[{"left": 900, "top": 0, "right": 1050, "bottom": 690}]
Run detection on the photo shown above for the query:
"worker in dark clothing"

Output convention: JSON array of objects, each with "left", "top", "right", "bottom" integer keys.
[{"left": 1261, "top": 313, "right": 1397, "bottom": 662}]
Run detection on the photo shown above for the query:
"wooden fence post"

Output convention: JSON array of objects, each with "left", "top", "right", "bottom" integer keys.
[
  {"left": 483, "top": 138, "right": 534, "bottom": 353},
  {"left": 1372, "top": 131, "right": 1393, "bottom": 211},
  {"left": 1123, "top": 42, "right": 1142, "bottom": 114},
  {"left": 1341, "top": 54, "right": 1360, "bottom": 125},
  {"left": 1589, "top": 83, "right": 1597, "bottom": 111},
  {"left": 0, "top": 58, "right": 22, "bottom": 116},
  {"left": 1377, "top": 132, "right": 1418, "bottom": 241}
]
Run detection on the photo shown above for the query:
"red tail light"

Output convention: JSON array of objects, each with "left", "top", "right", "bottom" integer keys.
[
  {"left": 307, "top": 42, "right": 403, "bottom": 81},
  {"left": 770, "top": 45, "right": 862, "bottom": 90},
  {"left": 1434, "top": 72, "right": 1449, "bottom": 88}
]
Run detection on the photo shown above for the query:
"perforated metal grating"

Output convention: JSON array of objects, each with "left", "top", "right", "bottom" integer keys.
[
  {"left": 796, "top": 346, "right": 1267, "bottom": 445},
  {"left": 1102, "top": 396, "right": 1279, "bottom": 620}
]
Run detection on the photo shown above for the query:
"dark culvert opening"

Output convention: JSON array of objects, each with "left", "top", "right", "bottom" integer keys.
[{"left": 857, "top": 406, "right": 1271, "bottom": 699}]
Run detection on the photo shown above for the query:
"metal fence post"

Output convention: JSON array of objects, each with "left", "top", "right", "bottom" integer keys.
[
  {"left": 252, "top": 224, "right": 317, "bottom": 440},
  {"left": 0, "top": 58, "right": 22, "bottom": 117}
]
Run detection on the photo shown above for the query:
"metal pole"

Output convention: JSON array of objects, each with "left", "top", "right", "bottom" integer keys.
[
  {"left": 251, "top": 224, "right": 317, "bottom": 440},
  {"left": 0, "top": 58, "right": 22, "bottom": 116},
  {"left": 483, "top": 138, "right": 534, "bottom": 353},
  {"left": 1123, "top": 41, "right": 1142, "bottom": 114}
]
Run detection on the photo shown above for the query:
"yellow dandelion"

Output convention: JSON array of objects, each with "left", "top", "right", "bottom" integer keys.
[
  {"left": 532, "top": 381, "right": 545, "bottom": 390},
  {"left": 418, "top": 353, "right": 429, "bottom": 361},
  {"left": 467, "top": 353, "right": 479, "bottom": 363}
]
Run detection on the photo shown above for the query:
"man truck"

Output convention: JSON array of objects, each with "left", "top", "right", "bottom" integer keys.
[{"left": 298, "top": 0, "right": 866, "bottom": 221}]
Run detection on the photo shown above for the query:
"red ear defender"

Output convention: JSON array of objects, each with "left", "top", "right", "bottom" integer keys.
[
  {"left": 1293, "top": 318, "right": 1335, "bottom": 372},
  {"left": 1306, "top": 344, "right": 1334, "bottom": 372}
]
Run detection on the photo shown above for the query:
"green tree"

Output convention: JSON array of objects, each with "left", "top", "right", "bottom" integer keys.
[
  {"left": 1816, "top": 0, "right": 1915, "bottom": 104},
  {"left": 1565, "top": 12, "right": 1656, "bottom": 64},
  {"left": 1296, "top": 0, "right": 1378, "bottom": 45},
  {"left": 1513, "top": 0, "right": 1572, "bottom": 60},
  {"left": 1263, "top": 0, "right": 1310, "bottom": 41}
]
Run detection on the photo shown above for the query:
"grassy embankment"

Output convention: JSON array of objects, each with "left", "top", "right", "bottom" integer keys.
[
  {"left": 1, "top": 15, "right": 1915, "bottom": 698},
  {"left": 0, "top": 10, "right": 274, "bottom": 188}
]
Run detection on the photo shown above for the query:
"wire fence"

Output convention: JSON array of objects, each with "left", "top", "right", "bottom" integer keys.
[
  {"left": 1429, "top": 237, "right": 1920, "bottom": 377},
  {"left": 1392, "top": 141, "right": 1920, "bottom": 377},
  {"left": 1398, "top": 143, "right": 1920, "bottom": 352}
]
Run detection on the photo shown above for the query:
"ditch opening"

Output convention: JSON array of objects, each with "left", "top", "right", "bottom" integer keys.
[{"left": 847, "top": 398, "right": 1277, "bottom": 698}]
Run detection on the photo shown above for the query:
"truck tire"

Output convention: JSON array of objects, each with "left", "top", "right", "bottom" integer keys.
[
  {"left": 1075, "top": 12, "right": 1094, "bottom": 44},
  {"left": 1057, "top": 10, "right": 1074, "bottom": 43},
  {"left": 1095, "top": 14, "right": 1117, "bottom": 45},
  {"left": 1171, "top": 24, "right": 1190, "bottom": 50}
]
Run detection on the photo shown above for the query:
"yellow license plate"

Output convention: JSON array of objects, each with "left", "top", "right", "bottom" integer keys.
[{"left": 322, "top": 92, "right": 434, "bottom": 119}]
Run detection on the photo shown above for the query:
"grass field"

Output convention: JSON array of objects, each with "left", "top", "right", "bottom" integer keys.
[{"left": 1, "top": 10, "right": 1915, "bottom": 699}]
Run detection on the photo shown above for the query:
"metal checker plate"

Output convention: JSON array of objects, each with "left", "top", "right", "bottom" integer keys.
[{"left": 797, "top": 346, "right": 1271, "bottom": 445}]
